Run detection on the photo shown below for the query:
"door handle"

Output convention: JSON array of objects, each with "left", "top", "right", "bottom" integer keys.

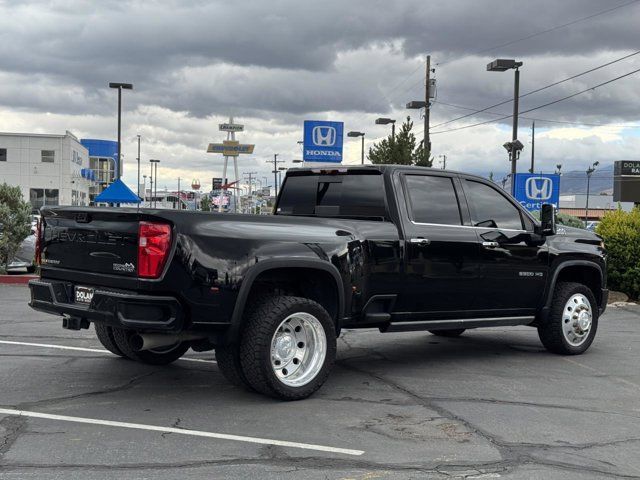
[
  {"left": 482, "top": 241, "right": 500, "bottom": 248},
  {"left": 410, "top": 238, "right": 431, "bottom": 246}
]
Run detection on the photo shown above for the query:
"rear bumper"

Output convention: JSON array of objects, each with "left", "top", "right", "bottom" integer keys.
[{"left": 28, "top": 278, "right": 184, "bottom": 332}]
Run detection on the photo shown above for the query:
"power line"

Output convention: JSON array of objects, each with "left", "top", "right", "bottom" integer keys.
[
  {"left": 423, "top": 67, "right": 640, "bottom": 135},
  {"left": 431, "top": 50, "right": 640, "bottom": 129},
  {"left": 433, "top": 100, "right": 640, "bottom": 129},
  {"left": 371, "top": 0, "right": 640, "bottom": 109},
  {"left": 437, "top": 0, "right": 640, "bottom": 67}
]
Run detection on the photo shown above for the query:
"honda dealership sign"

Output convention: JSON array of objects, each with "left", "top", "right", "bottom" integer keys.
[
  {"left": 303, "top": 120, "right": 344, "bottom": 163},
  {"left": 514, "top": 173, "right": 560, "bottom": 212}
]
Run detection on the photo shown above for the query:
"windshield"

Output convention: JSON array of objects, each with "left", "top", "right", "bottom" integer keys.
[{"left": 276, "top": 171, "right": 388, "bottom": 220}]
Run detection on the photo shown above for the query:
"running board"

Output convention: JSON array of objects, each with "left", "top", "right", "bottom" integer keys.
[{"left": 381, "top": 316, "right": 535, "bottom": 333}]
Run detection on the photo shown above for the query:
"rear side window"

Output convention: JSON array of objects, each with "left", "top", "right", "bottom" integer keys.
[
  {"left": 277, "top": 172, "right": 387, "bottom": 220},
  {"left": 404, "top": 175, "right": 462, "bottom": 225},
  {"left": 464, "top": 180, "right": 523, "bottom": 230}
]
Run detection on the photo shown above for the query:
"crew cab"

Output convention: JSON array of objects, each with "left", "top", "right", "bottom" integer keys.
[{"left": 29, "top": 166, "right": 608, "bottom": 400}]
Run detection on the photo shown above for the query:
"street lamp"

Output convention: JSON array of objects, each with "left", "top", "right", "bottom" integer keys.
[
  {"left": 585, "top": 161, "right": 600, "bottom": 223},
  {"left": 347, "top": 131, "right": 365, "bottom": 165},
  {"left": 487, "top": 59, "right": 523, "bottom": 196},
  {"left": 108, "top": 82, "right": 133, "bottom": 179},
  {"left": 149, "top": 159, "right": 160, "bottom": 208},
  {"left": 375, "top": 118, "right": 396, "bottom": 144}
]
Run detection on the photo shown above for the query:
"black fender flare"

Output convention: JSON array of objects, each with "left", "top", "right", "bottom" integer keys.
[
  {"left": 538, "top": 260, "right": 604, "bottom": 322},
  {"left": 224, "top": 258, "right": 345, "bottom": 344}
]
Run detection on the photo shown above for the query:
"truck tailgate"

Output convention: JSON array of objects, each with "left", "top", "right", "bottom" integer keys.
[{"left": 42, "top": 209, "right": 140, "bottom": 277}]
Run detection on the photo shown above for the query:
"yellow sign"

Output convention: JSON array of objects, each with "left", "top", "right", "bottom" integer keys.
[{"left": 207, "top": 140, "right": 255, "bottom": 156}]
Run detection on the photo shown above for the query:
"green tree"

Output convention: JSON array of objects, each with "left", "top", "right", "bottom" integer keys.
[
  {"left": 200, "top": 196, "right": 211, "bottom": 212},
  {"left": 0, "top": 183, "right": 31, "bottom": 272},
  {"left": 368, "top": 116, "right": 433, "bottom": 167}
]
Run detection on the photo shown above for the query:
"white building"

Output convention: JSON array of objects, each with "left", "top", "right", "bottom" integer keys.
[{"left": 0, "top": 131, "right": 92, "bottom": 211}]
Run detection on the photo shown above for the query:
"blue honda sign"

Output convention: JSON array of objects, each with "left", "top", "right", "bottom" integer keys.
[
  {"left": 514, "top": 173, "right": 561, "bottom": 212},
  {"left": 303, "top": 120, "right": 344, "bottom": 163}
]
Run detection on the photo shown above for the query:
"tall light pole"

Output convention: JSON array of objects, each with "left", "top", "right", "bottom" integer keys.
[
  {"left": 375, "top": 118, "right": 396, "bottom": 145},
  {"left": 136, "top": 134, "right": 141, "bottom": 198},
  {"left": 347, "top": 131, "right": 365, "bottom": 165},
  {"left": 487, "top": 59, "right": 523, "bottom": 195},
  {"left": 585, "top": 161, "right": 600, "bottom": 223},
  {"left": 142, "top": 175, "right": 147, "bottom": 205},
  {"left": 150, "top": 159, "right": 160, "bottom": 208},
  {"left": 529, "top": 121, "right": 535, "bottom": 173},
  {"left": 267, "top": 154, "right": 284, "bottom": 197},
  {"left": 177, "top": 177, "right": 181, "bottom": 210},
  {"left": 439, "top": 154, "right": 447, "bottom": 169},
  {"left": 108, "top": 82, "right": 133, "bottom": 180}
]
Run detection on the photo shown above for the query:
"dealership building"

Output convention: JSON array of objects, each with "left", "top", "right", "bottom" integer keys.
[{"left": 0, "top": 132, "right": 117, "bottom": 210}]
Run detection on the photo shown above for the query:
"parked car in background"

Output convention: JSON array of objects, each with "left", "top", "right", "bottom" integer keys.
[
  {"left": 586, "top": 221, "right": 600, "bottom": 232},
  {"left": 8, "top": 227, "right": 36, "bottom": 273}
]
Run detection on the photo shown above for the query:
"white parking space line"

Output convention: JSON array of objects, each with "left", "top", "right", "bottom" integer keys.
[
  {"left": 0, "top": 408, "right": 365, "bottom": 456},
  {"left": 0, "top": 340, "right": 216, "bottom": 364}
]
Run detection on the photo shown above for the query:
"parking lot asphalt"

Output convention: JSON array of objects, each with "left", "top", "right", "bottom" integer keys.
[{"left": 1, "top": 284, "right": 639, "bottom": 479}]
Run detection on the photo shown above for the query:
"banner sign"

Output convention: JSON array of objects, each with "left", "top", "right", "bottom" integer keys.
[
  {"left": 219, "top": 123, "right": 244, "bottom": 132},
  {"left": 303, "top": 120, "right": 344, "bottom": 163},
  {"left": 513, "top": 173, "right": 561, "bottom": 212},
  {"left": 207, "top": 140, "right": 255, "bottom": 156}
]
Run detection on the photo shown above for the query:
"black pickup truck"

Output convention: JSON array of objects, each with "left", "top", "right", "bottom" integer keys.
[{"left": 29, "top": 165, "right": 608, "bottom": 400}]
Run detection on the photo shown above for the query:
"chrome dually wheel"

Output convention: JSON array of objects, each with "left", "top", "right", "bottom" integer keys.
[
  {"left": 562, "top": 293, "right": 593, "bottom": 347},
  {"left": 271, "top": 312, "right": 327, "bottom": 387},
  {"left": 240, "top": 295, "right": 337, "bottom": 400}
]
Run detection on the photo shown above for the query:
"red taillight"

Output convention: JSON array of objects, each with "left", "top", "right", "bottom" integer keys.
[
  {"left": 35, "top": 219, "right": 42, "bottom": 266},
  {"left": 137, "top": 222, "right": 172, "bottom": 279}
]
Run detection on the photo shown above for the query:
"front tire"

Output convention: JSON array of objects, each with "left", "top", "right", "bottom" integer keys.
[
  {"left": 538, "top": 282, "right": 598, "bottom": 355},
  {"left": 239, "top": 295, "right": 336, "bottom": 400},
  {"left": 111, "top": 327, "right": 190, "bottom": 365}
]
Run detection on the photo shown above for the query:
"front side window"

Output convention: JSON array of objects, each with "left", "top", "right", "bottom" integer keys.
[
  {"left": 0, "top": 148, "right": 6, "bottom": 161},
  {"left": 404, "top": 175, "right": 462, "bottom": 225},
  {"left": 464, "top": 180, "right": 523, "bottom": 230},
  {"left": 41, "top": 150, "right": 55, "bottom": 163}
]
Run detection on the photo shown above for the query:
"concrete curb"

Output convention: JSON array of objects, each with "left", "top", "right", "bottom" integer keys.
[{"left": 0, "top": 275, "right": 37, "bottom": 285}]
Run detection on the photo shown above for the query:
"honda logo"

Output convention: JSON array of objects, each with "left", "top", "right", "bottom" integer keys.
[
  {"left": 312, "top": 126, "right": 337, "bottom": 146},
  {"left": 525, "top": 177, "right": 553, "bottom": 201}
]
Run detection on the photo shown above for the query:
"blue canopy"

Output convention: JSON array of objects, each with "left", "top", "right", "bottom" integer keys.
[{"left": 95, "top": 178, "right": 141, "bottom": 204}]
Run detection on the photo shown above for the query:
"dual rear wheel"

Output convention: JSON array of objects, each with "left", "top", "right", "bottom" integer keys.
[{"left": 216, "top": 295, "right": 337, "bottom": 401}]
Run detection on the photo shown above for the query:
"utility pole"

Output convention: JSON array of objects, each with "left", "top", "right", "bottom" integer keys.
[
  {"left": 439, "top": 154, "right": 446, "bottom": 170},
  {"left": 267, "top": 154, "right": 284, "bottom": 197},
  {"left": 424, "top": 55, "right": 432, "bottom": 160},
  {"left": 529, "top": 121, "right": 535, "bottom": 173},
  {"left": 243, "top": 171, "right": 257, "bottom": 213},
  {"left": 177, "top": 177, "right": 180, "bottom": 210}
]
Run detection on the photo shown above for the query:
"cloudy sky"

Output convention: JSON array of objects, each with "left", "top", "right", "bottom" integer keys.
[{"left": 1, "top": 0, "right": 639, "bottom": 191}]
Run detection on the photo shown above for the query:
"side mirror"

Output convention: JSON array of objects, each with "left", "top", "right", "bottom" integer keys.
[{"left": 539, "top": 203, "right": 556, "bottom": 236}]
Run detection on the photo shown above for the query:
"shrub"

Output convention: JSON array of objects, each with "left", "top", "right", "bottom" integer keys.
[
  {"left": 597, "top": 208, "right": 640, "bottom": 300},
  {"left": 0, "top": 183, "right": 31, "bottom": 272}
]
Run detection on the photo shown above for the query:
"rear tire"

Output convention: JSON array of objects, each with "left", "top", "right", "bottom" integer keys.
[
  {"left": 429, "top": 329, "right": 466, "bottom": 337},
  {"left": 239, "top": 295, "right": 336, "bottom": 400},
  {"left": 94, "top": 323, "right": 125, "bottom": 357},
  {"left": 538, "top": 282, "right": 598, "bottom": 355},
  {"left": 215, "top": 343, "right": 254, "bottom": 391},
  {"left": 111, "top": 327, "right": 190, "bottom": 365}
]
